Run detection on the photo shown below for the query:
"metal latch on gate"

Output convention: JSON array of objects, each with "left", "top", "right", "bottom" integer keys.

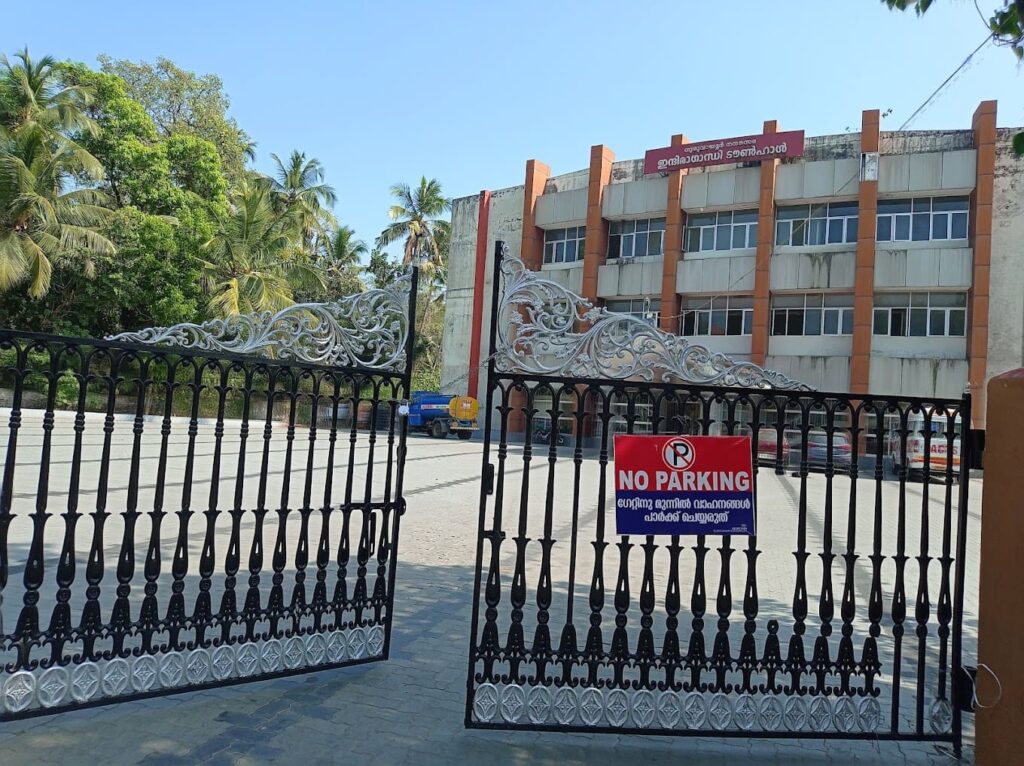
[{"left": 484, "top": 462, "right": 494, "bottom": 495}]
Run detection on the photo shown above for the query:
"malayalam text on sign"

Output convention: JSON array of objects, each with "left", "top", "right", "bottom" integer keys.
[{"left": 613, "top": 435, "right": 755, "bottom": 535}]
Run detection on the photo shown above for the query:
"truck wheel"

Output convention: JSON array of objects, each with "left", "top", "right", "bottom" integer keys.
[
  {"left": 457, "top": 430, "right": 472, "bottom": 440},
  {"left": 431, "top": 420, "right": 446, "bottom": 439}
]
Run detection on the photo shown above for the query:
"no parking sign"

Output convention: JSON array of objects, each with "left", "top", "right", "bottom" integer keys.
[{"left": 613, "top": 435, "right": 755, "bottom": 536}]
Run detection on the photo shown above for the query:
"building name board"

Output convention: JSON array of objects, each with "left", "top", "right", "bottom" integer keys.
[{"left": 643, "top": 130, "right": 805, "bottom": 174}]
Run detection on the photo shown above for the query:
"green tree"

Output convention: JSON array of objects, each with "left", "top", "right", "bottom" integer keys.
[
  {"left": 376, "top": 176, "right": 451, "bottom": 271},
  {"left": 0, "top": 50, "right": 114, "bottom": 297},
  {"left": 98, "top": 55, "right": 252, "bottom": 183},
  {"left": 201, "top": 181, "right": 323, "bottom": 316},
  {"left": 364, "top": 246, "right": 401, "bottom": 288},
  {"left": 327, "top": 224, "right": 367, "bottom": 267},
  {"left": 269, "top": 150, "right": 337, "bottom": 248}
]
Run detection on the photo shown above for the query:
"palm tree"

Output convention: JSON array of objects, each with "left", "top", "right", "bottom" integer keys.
[
  {"left": 268, "top": 150, "right": 336, "bottom": 247},
  {"left": 376, "top": 177, "right": 450, "bottom": 270},
  {"left": 326, "top": 225, "right": 367, "bottom": 268},
  {"left": 201, "top": 181, "right": 323, "bottom": 316},
  {"left": 0, "top": 50, "right": 114, "bottom": 297}
]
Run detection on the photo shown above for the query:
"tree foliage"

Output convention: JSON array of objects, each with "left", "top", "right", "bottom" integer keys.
[{"left": 884, "top": 1, "right": 1023, "bottom": 57}]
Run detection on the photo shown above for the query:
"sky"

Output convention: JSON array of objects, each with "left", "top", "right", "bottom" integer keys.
[{"left": 3, "top": 0, "right": 1022, "bottom": 259}]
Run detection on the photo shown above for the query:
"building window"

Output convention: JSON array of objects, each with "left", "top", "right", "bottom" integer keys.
[
  {"left": 684, "top": 210, "right": 758, "bottom": 253},
  {"left": 775, "top": 202, "right": 858, "bottom": 247},
  {"left": 876, "top": 196, "right": 968, "bottom": 243},
  {"left": 681, "top": 296, "right": 753, "bottom": 336},
  {"left": 771, "top": 293, "right": 854, "bottom": 336},
  {"left": 872, "top": 292, "right": 967, "bottom": 337},
  {"left": 543, "top": 226, "right": 586, "bottom": 264},
  {"left": 606, "top": 298, "right": 660, "bottom": 326},
  {"left": 608, "top": 218, "right": 665, "bottom": 259}
]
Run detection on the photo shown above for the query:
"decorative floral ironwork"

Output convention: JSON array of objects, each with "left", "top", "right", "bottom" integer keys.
[
  {"left": 493, "top": 247, "right": 811, "bottom": 390},
  {"left": 107, "top": 270, "right": 413, "bottom": 371}
]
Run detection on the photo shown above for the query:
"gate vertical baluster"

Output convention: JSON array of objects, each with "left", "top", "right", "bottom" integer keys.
[
  {"left": 532, "top": 385, "right": 560, "bottom": 685},
  {"left": 220, "top": 364, "right": 254, "bottom": 644},
  {"left": 353, "top": 379, "right": 382, "bottom": 629},
  {"left": 191, "top": 361, "right": 229, "bottom": 649},
  {"left": 890, "top": 405, "right": 912, "bottom": 731},
  {"left": 660, "top": 392, "right": 683, "bottom": 694},
  {"left": 759, "top": 397, "right": 785, "bottom": 695},
  {"left": 786, "top": 395, "right": 810, "bottom": 695},
  {"left": 914, "top": 408, "right": 935, "bottom": 732},
  {"left": 812, "top": 402, "right": 836, "bottom": 696},
  {"left": 710, "top": 395, "right": 736, "bottom": 693},
  {"left": 334, "top": 375, "right": 360, "bottom": 629},
  {"left": 506, "top": 382, "right": 535, "bottom": 686},
  {"left": 140, "top": 356, "right": 177, "bottom": 653},
  {"left": 371, "top": 386, "right": 398, "bottom": 627},
  {"left": 609, "top": 391, "right": 636, "bottom": 690},
  {"left": 685, "top": 392, "right": 711, "bottom": 693},
  {"left": 312, "top": 374, "right": 342, "bottom": 633},
  {"left": 291, "top": 371, "right": 321, "bottom": 635},
  {"left": 0, "top": 341, "right": 27, "bottom": 655},
  {"left": 636, "top": 390, "right": 664, "bottom": 692},
  {"left": 267, "top": 371, "right": 300, "bottom": 639},
  {"left": 47, "top": 347, "right": 89, "bottom": 666},
  {"left": 862, "top": 404, "right": 886, "bottom": 698},
  {"left": 13, "top": 344, "right": 61, "bottom": 670},
  {"left": 583, "top": 391, "right": 613, "bottom": 688},
  {"left": 737, "top": 395, "right": 761, "bottom": 694},
  {"left": 79, "top": 350, "right": 123, "bottom": 661},
  {"left": 109, "top": 352, "right": 150, "bottom": 658},
  {"left": 950, "top": 393, "right": 971, "bottom": 758},
  {"left": 165, "top": 359, "right": 203, "bottom": 652},
  {"left": 243, "top": 366, "right": 276, "bottom": 642},
  {"left": 557, "top": 386, "right": 588, "bottom": 686},
  {"left": 934, "top": 402, "right": 957, "bottom": 716},
  {"left": 836, "top": 403, "right": 861, "bottom": 696}
]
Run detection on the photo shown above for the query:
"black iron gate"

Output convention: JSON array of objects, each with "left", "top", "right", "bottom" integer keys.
[
  {"left": 466, "top": 243, "right": 971, "bottom": 754},
  {"left": 0, "top": 270, "right": 417, "bottom": 718}
]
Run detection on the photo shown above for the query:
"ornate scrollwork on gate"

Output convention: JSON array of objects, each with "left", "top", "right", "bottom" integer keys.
[
  {"left": 494, "top": 246, "right": 811, "bottom": 390},
  {"left": 107, "top": 271, "right": 413, "bottom": 371}
]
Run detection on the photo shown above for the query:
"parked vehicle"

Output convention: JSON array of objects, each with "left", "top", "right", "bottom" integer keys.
[
  {"left": 756, "top": 429, "right": 791, "bottom": 467},
  {"left": 805, "top": 432, "right": 853, "bottom": 469},
  {"left": 888, "top": 410, "right": 961, "bottom": 478},
  {"left": 533, "top": 421, "right": 567, "bottom": 446},
  {"left": 407, "top": 391, "right": 479, "bottom": 439}
]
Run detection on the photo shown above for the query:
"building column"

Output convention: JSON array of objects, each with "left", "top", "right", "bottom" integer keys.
[
  {"left": 968, "top": 100, "right": 996, "bottom": 432},
  {"left": 850, "top": 109, "right": 880, "bottom": 395},
  {"left": 750, "top": 120, "right": 779, "bottom": 367},
  {"left": 467, "top": 190, "right": 491, "bottom": 401},
  {"left": 581, "top": 145, "right": 614, "bottom": 303},
  {"left": 510, "top": 159, "right": 550, "bottom": 434},
  {"left": 660, "top": 133, "right": 688, "bottom": 334}
]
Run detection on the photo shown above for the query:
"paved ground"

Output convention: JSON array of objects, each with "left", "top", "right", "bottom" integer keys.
[{"left": 0, "top": 428, "right": 980, "bottom": 764}]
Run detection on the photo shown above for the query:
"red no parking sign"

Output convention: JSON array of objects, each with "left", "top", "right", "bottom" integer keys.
[{"left": 613, "top": 435, "right": 756, "bottom": 536}]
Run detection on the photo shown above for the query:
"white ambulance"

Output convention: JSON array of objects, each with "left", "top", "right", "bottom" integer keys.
[{"left": 888, "top": 409, "right": 961, "bottom": 478}]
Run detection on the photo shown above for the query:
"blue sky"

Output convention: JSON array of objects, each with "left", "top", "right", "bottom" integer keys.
[{"left": 4, "top": 1, "right": 1022, "bottom": 258}]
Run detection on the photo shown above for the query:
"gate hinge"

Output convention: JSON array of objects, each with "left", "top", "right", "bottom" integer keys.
[{"left": 484, "top": 462, "right": 495, "bottom": 495}]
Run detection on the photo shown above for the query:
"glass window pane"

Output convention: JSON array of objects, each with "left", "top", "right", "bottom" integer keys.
[
  {"left": 622, "top": 220, "right": 635, "bottom": 234},
  {"left": 554, "top": 242, "right": 565, "bottom": 262},
  {"left": 787, "top": 310, "right": 804, "bottom": 335},
  {"left": 806, "top": 293, "right": 824, "bottom": 307},
  {"left": 823, "top": 309, "right": 839, "bottom": 335},
  {"left": 777, "top": 205, "right": 808, "bottom": 221},
  {"left": 553, "top": 228, "right": 567, "bottom": 241},
  {"left": 875, "top": 292, "right": 909, "bottom": 307},
  {"left": 716, "top": 225, "right": 731, "bottom": 250},
  {"left": 912, "top": 213, "right": 930, "bottom": 241},
  {"left": 776, "top": 220, "right": 790, "bottom": 246},
  {"left": 909, "top": 308, "right": 928, "bottom": 336},
  {"left": 791, "top": 219, "right": 807, "bottom": 246},
  {"left": 824, "top": 293, "right": 854, "bottom": 307},
  {"left": 730, "top": 295, "right": 753, "bottom": 309},
  {"left": 773, "top": 294, "right": 804, "bottom": 308},
  {"left": 610, "top": 221, "right": 622, "bottom": 235},
  {"left": 912, "top": 198, "right": 932, "bottom": 213},
  {"left": 710, "top": 309, "right": 727, "bottom": 334},
  {"left": 809, "top": 204, "right": 828, "bottom": 219},
  {"left": 749, "top": 222, "right": 758, "bottom": 245},
  {"left": 718, "top": 211, "right": 733, "bottom": 225},
  {"left": 808, "top": 218, "right": 827, "bottom": 246},
  {"left": 804, "top": 308, "right": 822, "bottom": 335},
  {"left": 828, "top": 202, "right": 858, "bottom": 218},
  {"left": 566, "top": 240, "right": 577, "bottom": 261},
  {"left": 841, "top": 309, "right": 853, "bottom": 334},
  {"left": 650, "top": 218, "right": 666, "bottom": 230},
  {"left": 621, "top": 234, "right": 633, "bottom": 257},
  {"left": 951, "top": 212, "right": 968, "bottom": 239},
  {"left": 929, "top": 309, "right": 946, "bottom": 336},
  {"left": 827, "top": 218, "right": 844, "bottom": 244},
  {"left": 726, "top": 310, "right": 743, "bottom": 335},
  {"left": 934, "top": 196, "right": 969, "bottom": 212},
  {"left": 846, "top": 217, "right": 857, "bottom": 243},
  {"left": 911, "top": 293, "right": 928, "bottom": 307},
  {"left": 892, "top": 308, "right": 907, "bottom": 336},
  {"left": 879, "top": 199, "right": 912, "bottom": 215},
  {"left": 932, "top": 213, "right": 949, "bottom": 240},
  {"left": 877, "top": 216, "right": 892, "bottom": 241},
  {"left": 635, "top": 219, "right": 649, "bottom": 233},
  {"left": 929, "top": 292, "right": 960, "bottom": 307},
  {"left": 733, "top": 225, "right": 747, "bottom": 249},
  {"left": 607, "top": 234, "right": 620, "bottom": 258},
  {"left": 894, "top": 214, "right": 911, "bottom": 240},
  {"left": 634, "top": 233, "right": 648, "bottom": 257},
  {"left": 873, "top": 309, "right": 888, "bottom": 335},
  {"left": 697, "top": 311, "right": 710, "bottom": 335},
  {"left": 577, "top": 226, "right": 587, "bottom": 239},
  {"left": 772, "top": 310, "right": 786, "bottom": 335},
  {"left": 743, "top": 311, "right": 753, "bottom": 335},
  {"left": 689, "top": 213, "right": 716, "bottom": 227},
  {"left": 648, "top": 231, "right": 663, "bottom": 256},
  {"left": 683, "top": 312, "right": 695, "bottom": 335},
  {"left": 685, "top": 227, "right": 701, "bottom": 252},
  {"left": 733, "top": 210, "right": 757, "bottom": 224},
  {"left": 948, "top": 309, "right": 966, "bottom": 336},
  {"left": 544, "top": 243, "right": 554, "bottom": 263},
  {"left": 701, "top": 228, "right": 715, "bottom": 251}
]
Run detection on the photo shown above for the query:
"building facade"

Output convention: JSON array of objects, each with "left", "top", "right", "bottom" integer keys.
[{"left": 440, "top": 102, "right": 1023, "bottom": 449}]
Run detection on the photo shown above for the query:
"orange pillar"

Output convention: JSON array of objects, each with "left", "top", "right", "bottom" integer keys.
[
  {"left": 581, "top": 145, "right": 614, "bottom": 303},
  {"left": 750, "top": 120, "right": 778, "bottom": 367},
  {"left": 976, "top": 369, "right": 1024, "bottom": 764},
  {"left": 968, "top": 100, "right": 996, "bottom": 431},
  {"left": 850, "top": 109, "right": 880, "bottom": 394},
  {"left": 660, "top": 133, "right": 688, "bottom": 334}
]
